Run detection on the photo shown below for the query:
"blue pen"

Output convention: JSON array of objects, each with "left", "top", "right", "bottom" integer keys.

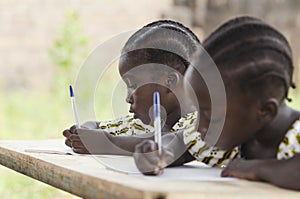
[
  {"left": 153, "top": 91, "right": 162, "bottom": 155},
  {"left": 69, "top": 85, "right": 80, "bottom": 127}
]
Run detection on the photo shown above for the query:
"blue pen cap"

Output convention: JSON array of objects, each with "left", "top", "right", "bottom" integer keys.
[
  {"left": 69, "top": 85, "right": 74, "bottom": 97},
  {"left": 153, "top": 91, "right": 160, "bottom": 118}
]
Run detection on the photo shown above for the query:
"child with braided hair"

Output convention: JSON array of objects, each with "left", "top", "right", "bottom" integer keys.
[{"left": 134, "top": 16, "right": 300, "bottom": 190}]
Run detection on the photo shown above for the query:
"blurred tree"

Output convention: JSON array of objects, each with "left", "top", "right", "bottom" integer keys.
[{"left": 49, "top": 11, "right": 89, "bottom": 89}]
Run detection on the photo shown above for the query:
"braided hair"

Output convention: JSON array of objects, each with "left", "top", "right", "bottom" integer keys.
[
  {"left": 203, "top": 16, "right": 296, "bottom": 102},
  {"left": 120, "top": 20, "right": 200, "bottom": 74}
]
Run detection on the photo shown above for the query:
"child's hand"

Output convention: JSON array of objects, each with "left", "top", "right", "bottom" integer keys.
[
  {"left": 133, "top": 140, "right": 174, "bottom": 176},
  {"left": 68, "top": 128, "right": 91, "bottom": 154},
  {"left": 62, "top": 125, "right": 77, "bottom": 148},
  {"left": 221, "top": 159, "right": 263, "bottom": 181},
  {"left": 63, "top": 126, "right": 90, "bottom": 154}
]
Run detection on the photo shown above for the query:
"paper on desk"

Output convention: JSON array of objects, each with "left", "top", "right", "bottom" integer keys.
[
  {"left": 24, "top": 147, "right": 126, "bottom": 157},
  {"left": 131, "top": 161, "right": 238, "bottom": 181},
  {"left": 92, "top": 156, "right": 238, "bottom": 181},
  {"left": 24, "top": 146, "right": 78, "bottom": 155}
]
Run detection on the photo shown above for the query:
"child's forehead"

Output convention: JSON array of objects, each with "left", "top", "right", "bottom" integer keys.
[{"left": 120, "top": 61, "right": 173, "bottom": 78}]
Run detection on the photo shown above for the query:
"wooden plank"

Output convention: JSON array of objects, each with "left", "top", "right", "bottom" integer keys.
[{"left": 0, "top": 139, "right": 299, "bottom": 199}]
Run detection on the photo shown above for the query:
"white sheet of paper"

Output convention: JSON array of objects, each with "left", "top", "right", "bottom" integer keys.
[
  {"left": 93, "top": 156, "right": 237, "bottom": 181},
  {"left": 24, "top": 147, "right": 76, "bottom": 155},
  {"left": 131, "top": 161, "right": 237, "bottom": 181}
]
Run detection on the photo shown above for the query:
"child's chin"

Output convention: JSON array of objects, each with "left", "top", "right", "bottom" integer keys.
[
  {"left": 134, "top": 114, "right": 151, "bottom": 125},
  {"left": 214, "top": 140, "right": 235, "bottom": 151}
]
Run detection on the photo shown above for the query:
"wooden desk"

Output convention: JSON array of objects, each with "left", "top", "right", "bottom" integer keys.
[{"left": 0, "top": 139, "right": 299, "bottom": 199}]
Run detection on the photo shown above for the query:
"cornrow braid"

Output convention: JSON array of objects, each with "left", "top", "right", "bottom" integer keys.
[
  {"left": 121, "top": 20, "right": 200, "bottom": 72},
  {"left": 144, "top": 20, "right": 200, "bottom": 44},
  {"left": 203, "top": 16, "right": 295, "bottom": 102}
]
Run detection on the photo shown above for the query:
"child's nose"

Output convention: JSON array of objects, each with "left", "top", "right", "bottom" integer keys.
[
  {"left": 126, "top": 91, "right": 134, "bottom": 104},
  {"left": 199, "top": 127, "right": 208, "bottom": 140}
]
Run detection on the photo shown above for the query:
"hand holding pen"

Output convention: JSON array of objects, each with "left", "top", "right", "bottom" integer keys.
[
  {"left": 133, "top": 92, "right": 174, "bottom": 175},
  {"left": 63, "top": 85, "right": 81, "bottom": 149}
]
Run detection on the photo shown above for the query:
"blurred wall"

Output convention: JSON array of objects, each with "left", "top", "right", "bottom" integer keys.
[
  {"left": 1, "top": 0, "right": 299, "bottom": 92},
  {"left": 165, "top": 0, "right": 300, "bottom": 83},
  {"left": 0, "top": 0, "right": 172, "bottom": 92}
]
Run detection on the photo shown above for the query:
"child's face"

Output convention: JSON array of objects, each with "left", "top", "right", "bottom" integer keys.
[
  {"left": 119, "top": 58, "right": 179, "bottom": 125},
  {"left": 185, "top": 67, "right": 262, "bottom": 150}
]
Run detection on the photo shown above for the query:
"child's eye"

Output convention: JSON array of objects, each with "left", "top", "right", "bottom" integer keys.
[
  {"left": 202, "top": 110, "right": 211, "bottom": 119},
  {"left": 128, "top": 84, "right": 137, "bottom": 89}
]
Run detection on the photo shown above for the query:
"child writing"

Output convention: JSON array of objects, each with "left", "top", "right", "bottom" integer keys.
[
  {"left": 62, "top": 20, "right": 199, "bottom": 155},
  {"left": 133, "top": 16, "right": 300, "bottom": 190},
  {"left": 63, "top": 20, "right": 237, "bottom": 164}
]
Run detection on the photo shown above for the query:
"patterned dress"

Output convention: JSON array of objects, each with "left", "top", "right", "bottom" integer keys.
[
  {"left": 97, "top": 112, "right": 197, "bottom": 136},
  {"left": 277, "top": 118, "right": 300, "bottom": 160},
  {"left": 98, "top": 112, "right": 238, "bottom": 167},
  {"left": 183, "top": 128, "right": 239, "bottom": 167}
]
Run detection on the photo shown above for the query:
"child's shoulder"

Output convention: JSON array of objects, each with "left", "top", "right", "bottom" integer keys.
[
  {"left": 277, "top": 113, "right": 300, "bottom": 160},
  {"left": 172, "top": 111, "right": 197, "bottom": 131}
]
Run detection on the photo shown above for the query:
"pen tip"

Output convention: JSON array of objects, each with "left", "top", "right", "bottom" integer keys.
[
  {"left": 69, "top": 85, "right": 74, "bottom": 97},
  {"left": 154, "top": 91, "right": 160, "bottom": 104}
]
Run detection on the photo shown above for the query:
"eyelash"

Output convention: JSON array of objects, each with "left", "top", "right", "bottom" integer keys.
[{"left": 128, "top": 84, "right": 137, "bottom": 90}]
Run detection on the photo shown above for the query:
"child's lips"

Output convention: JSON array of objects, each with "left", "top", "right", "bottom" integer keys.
[
  {"left": 129, "top": 108, "right": 139, "bottom": 118},
  {"left": 200, "top": 128, "right": 208, "bottom": 140},
  {"left": 129, "top": 108, "right": 134, "bottom": 113}
]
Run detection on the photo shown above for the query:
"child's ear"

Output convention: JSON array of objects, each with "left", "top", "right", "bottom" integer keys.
[
  {"left": 165, "top": 72, "right": 180, "bottom": 91},
  {"left": 258, "top": 98, "right": 279, "bottom": 123}
]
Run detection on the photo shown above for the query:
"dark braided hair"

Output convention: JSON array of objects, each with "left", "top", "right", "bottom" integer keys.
[
  {"left": 120, "top": 20, "right": 200, "bottom": 74},
  {"left": 203, "top": 16, "right": 296, "bottom": 102}
]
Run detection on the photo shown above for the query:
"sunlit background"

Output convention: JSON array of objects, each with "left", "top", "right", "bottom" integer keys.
[{"left": 0, "top": 0, "right": 299, "bottom": 198}]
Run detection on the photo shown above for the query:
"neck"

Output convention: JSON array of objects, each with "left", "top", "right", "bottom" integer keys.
[
  {"left": 255, "top": 103, "right": 299, "bottom": 147},
  {"left": 163, "top": 103, "right": 195, "bottom": 131},
  {"left": 241, "top": 103, "right": 300, "bottom": 159},
  {"left": 163, "top": 91, "right": 196, "bottom": 131}
]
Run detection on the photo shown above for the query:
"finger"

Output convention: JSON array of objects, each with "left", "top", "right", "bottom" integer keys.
[
  {"left": 63, "top": 129, "right": 71, "bottom": 138},
  {"left": 65, "top": 138, "right": 72, "bottom": 147},
  {"left": 71, "top": 140, "right": 85, "bottom": 148},
  {"left": 143, "top": 167, "right": 161, "bottom": 176},
  {"left": 134, "top": 153, "right": 160, "bottom": 175},
  {"left": 135, "top": 140, "right": 155, "bottom": 153},
  {"left": 69, "top": 134, "right": 81, "bottom": 142},
  {"left": 160, "top": 149, "right": 175, "bottom": 168},
  {"left": 221, "top": 168, "right": 230, "bottom": 177},
  {"left": 134, "top": 147, "right": 161, "bottom": 166},
  {"left": 142, "top": 141, "right": 157, "bottom": 153},
  {"left": 73, "top": 147, "right": 90, "bottom": 154},
  {"left": 70, "top": 125, "right": 77, "bottom": 134}
]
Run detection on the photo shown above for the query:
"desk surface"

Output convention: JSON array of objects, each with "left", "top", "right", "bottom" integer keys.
[{"left": 0, "top": 139, "right": 299, "bottom": 199}]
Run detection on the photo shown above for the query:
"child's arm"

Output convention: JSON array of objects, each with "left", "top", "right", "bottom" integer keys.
[
  {"left": 66, "top": 128, "right": 154, "bottom": 155},
  {"left": 221, "top": 155, "right": 300, "bottom": 190},
  {"left": 62, "top": 122, "right": 100, "bottom": 147},
  {"left": 81, "top": 121, "right": 100, "bottom": 129},
  {"left": 63, "top": 115, "right": 153, "bottom": 148},
  {"left": 133, "top": 131, "right": 195, "bottom": 175}
]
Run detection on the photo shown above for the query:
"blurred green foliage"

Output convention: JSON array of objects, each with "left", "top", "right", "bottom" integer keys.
[
  {"left": 49, "top": 11, "right": 89, "bottom": 88},
  {"left": 0, "top": 10, "right": 90, "bottom": 199}
]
